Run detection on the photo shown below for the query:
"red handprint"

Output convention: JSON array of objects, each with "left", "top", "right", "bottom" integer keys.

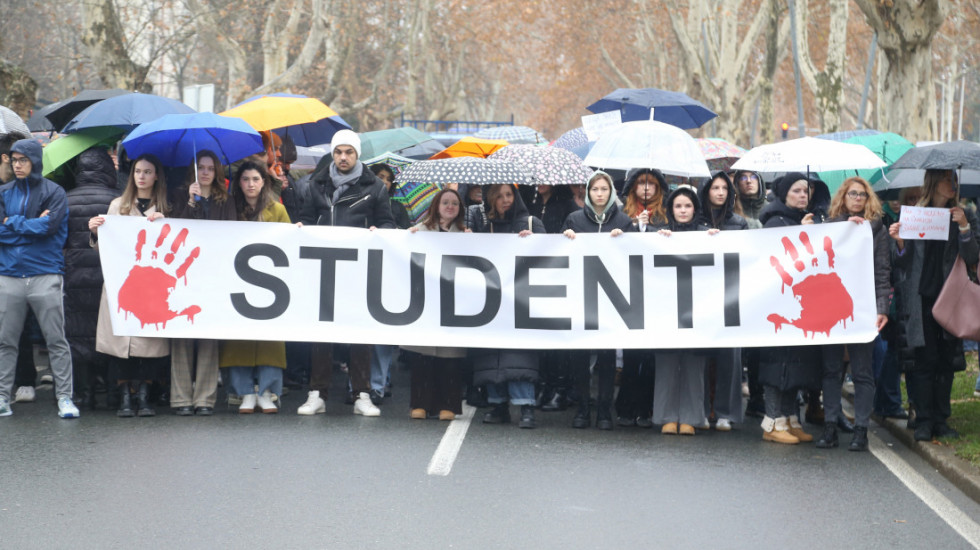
[
  {"left": 117, "top": 223, "right": 202, "bottom": 328},
  {"left": 766, "top": 231, "right": 852, "bottom": 337}
]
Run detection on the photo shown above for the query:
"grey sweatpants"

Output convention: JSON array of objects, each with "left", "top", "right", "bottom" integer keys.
[{"left": 0, "top": 275, "right": 73, "bottom": 401}]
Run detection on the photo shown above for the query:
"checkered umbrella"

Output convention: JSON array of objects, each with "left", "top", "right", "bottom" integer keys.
[
  {"left": 395, "top": 157, "right": 532, "bottom": 186},
  {"left": 473, "top": 125, "right": 546, "bottom": 145},
  {"left": 0, "top": 105, "right": 31, "bottom": 140},
  {"left": 489, "top": 144, "right": 593, "bottom": 186}
]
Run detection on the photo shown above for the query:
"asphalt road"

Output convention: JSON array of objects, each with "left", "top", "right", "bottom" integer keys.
[{"left": 2, "top": 369, "right": 979, "bottom": 549}]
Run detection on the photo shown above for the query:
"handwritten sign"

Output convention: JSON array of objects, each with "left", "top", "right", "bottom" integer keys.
[
  {"left": 582, "top": 111, "right": 622, "bottom": 141},
  {"left": 899, "top": 205, "right": 950, "bottom": 241}
]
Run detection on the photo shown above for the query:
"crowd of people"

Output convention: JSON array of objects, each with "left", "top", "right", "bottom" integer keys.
[{"left": 0, "top": 127, "right": 977, "bottom": 453}]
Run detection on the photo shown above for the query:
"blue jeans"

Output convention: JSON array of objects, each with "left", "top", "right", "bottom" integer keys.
[
  {"left": 227, "top": 366, "right": 282, "bottom": 397},
  {"left": 873, "top": 336, "right": 905, "bottom": 415},
  {"left": 370, "top": 345, "right": 396, "bottom": 395},
  {"left": 486, "top": 380, "right": 535, "bottom": 406}
]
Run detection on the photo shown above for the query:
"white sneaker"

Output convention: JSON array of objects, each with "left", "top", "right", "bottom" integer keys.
[
  {"left": 239, "top": 393, "right": 257, "bottom": 413},
  {"left": 297, "top": 391, "right": 326, "bottom": 415},
  {"left": 257, "top": 390, "right": 278, "bottom": 413},
  {"left": 696, "top": 417, "right": 711, "bottom": 429},
  {"left": 14, "top": 386, "right": 35, "bottom": 403},
  {"left": 57, "top": 397, "right": 80, "bottom": 419},
  {"left": 715, "top": 418, "right": 732, "bottom": 431},
  {"left": 0, "top": 396, "right": 11, "bottom": 416},
  {"left": 353, "top": 392, "right": 380, "bottom": 417}
]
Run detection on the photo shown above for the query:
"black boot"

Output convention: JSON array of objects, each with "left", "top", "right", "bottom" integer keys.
[
  {"left": 540, "top": 387, "right": 568, "bottom": 412},
  {"left": 596, "top": 404, "right": 614, "bottom": 431},
  {"left": 137, "top": 383, "right": 156, "bottom": 417},
  {"left": 572, "top": 402, "right": 590, "bottom": 429},
  {"left": 518, "top": 405, "right": 536, "bottom": 429},
  {"left": 848, "top": 426, "right": 869, "bottom": 451},
  {"left": 914, "top": 420, "right": 934, "bottom": 442},
  {"left": 836, "top": 414, "right": 855, "bottom": 434},
  {"left": 482, "top": 402, "right": 510, "bottom": 424},
  {"left": 815, "top": 424, "right": 838, "bottom": 448},
  {"left": 116, "top": 384, "right": 134, "bottom": 418}
]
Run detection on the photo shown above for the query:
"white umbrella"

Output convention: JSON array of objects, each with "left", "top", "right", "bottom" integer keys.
[
  {"left": 731, "top": 136, "right": 886, "bottom": 173},
  {"left": 583, "top": 120, "right": 711, "bottom": 178},
  {"left": 0, "top": 106, "right": 31, "bottom": 141}
]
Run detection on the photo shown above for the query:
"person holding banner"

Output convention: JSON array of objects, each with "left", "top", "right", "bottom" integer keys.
[
  {"left": 88, "top": 153, "right": 172, "bottom": 418},
  {"left": 299, "top": 130, "right": 395, "bottom": 417},
  {"left": 467, "top": 183, "right": 544, "bottom": 428},
  {"left": 755, "top": 173, "right": 822, "bottom": 444},
  {"left": 697, "top": 172, "right": 747, "bottom": 432},
  {"left": 652, "top": 186, "right": 714, "bottom": 435},
  {"left": 816, "top": 177, "right": 891, "bottom": 451},
  {"left": 889, "top": 169, "right": 979, "bottom": 441},
  {"left": 219, "top": 162, "right": 291, "bottom": 414},
  {"left": 402, "top": 188, "right": 470, "bottom": 420},
  {"left": 613, "top": 168, "right": 670, "bottom": 428},
  {"left": 562, "top": 170, "right": 634, "bottom": 430},
  {"left": 169, "top": 150, "right": 236, "bottom": 416}
]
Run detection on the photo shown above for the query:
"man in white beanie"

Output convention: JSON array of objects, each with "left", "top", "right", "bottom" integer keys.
[{"left": 298, "top": 129, "right": 395, "bottom": 418}]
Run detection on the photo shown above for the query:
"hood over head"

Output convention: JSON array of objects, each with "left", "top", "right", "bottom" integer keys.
[
  {"left": 665, "top": 185, "right": 701, "bottom": 228},
  {"left": 698, "top": 171, "right": 737, "bottom": 221},
  {"left": 622, "top": 167, "right": 669, "bottom": 203},
  {"left": 483, "top": 183, "right": 531, "bottom": 222},
  {"left": 10, "top": 139, "right": 43, "bottom": 183},
  {"left": 585, "top": 170, "right": 617, "bottom": 222},
  {"left": 75, "top": 147, "right": 118, "bottom": 189}
]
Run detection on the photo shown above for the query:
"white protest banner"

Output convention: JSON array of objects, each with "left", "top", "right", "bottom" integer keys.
[
  {"left": 899, "top": 205, "right": 951, "bottom": 241},
  {"left": 581, "top": 111, "right": 622, "bottom": 141},
  {"left": 97, "top": 217, "right": 878, "bottom": 349}
]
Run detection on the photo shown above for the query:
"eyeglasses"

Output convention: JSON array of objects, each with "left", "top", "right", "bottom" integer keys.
[
  {"left": 9, "top": 156, "right": 30, "bottom": 166},
  {"left": 738, "top": 175, "right": 759, "bottom": 183},
  {"left": 846, "top": 191, "right": 869, "bottom": 199}
]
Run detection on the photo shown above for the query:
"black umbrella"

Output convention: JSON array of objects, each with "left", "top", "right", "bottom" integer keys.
[
  {"left": 43, "top": 89, "right": 133, "bottom": 131},
  {"left": 889, "top": 141, "right": 980, "bottom": 171},
  {"left": 27, "top": 99, "right": 68, "bottom": 132}
]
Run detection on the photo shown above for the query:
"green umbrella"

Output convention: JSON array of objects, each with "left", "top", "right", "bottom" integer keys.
[
  {"left": 359, "top": 127, "right": 444, "bottom": 159},
  {"left": 42, "top": 126, "right": 123, "bottom": 182},
  {"left": 817, "top": 132, "right": 913, "bottom": 193}
]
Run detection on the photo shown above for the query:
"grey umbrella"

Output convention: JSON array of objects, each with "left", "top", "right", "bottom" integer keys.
[
  {"left": 0, "top": 105, "right": 31, "bottom": 141},
  {"left": 890, "top": 141, "right": 980, "bottom": 170}
]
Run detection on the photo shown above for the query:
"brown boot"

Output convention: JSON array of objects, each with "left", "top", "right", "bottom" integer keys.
[
  {"left": 787, "top": 415, "right": 813, "bottom": 442},
  {"left": 762, "top": 416, "right": 800, "bottom": 445},
  {"left": 661, "top": 422, "right": 678, "bottom": 435}
]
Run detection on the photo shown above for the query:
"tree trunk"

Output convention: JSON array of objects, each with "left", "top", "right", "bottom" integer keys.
[
  {"left": 854, "top": 0, "right": 945, "bottom": 142},
  {"left": 796, "top": 0, "right": 848, "bottom": 133},
  {"left": 80, "top": 0, "right": 152, "bottom": 92},
  {"left": 0, "top": 58, "right": 37, "bottom": 117}
]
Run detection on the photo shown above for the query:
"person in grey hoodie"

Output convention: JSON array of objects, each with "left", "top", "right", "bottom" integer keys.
[
  {"left": 733, "top": 169, "right": 766, "bottom": 229},
  {"left": 561, "top": 171, "right": 634, "bottom": 429}
]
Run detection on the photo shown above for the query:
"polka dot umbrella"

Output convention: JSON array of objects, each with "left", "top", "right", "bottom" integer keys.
[
  {"left": 394, "top": 156, "right": 533, "bottom": 186},
  {"left": 489, "top": 144, "right": 594, "bottom": 186}
]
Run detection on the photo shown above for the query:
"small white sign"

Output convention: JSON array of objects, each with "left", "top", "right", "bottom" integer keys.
[
  {"left": 899, "top": 205, "right": 951, "bottom": 241},
  {"left": 581, "top": 111, "right": 622, "bottom": 141}
]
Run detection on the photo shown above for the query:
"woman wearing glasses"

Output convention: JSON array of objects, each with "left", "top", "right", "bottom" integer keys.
[
  {"left": 733, "top": 170, "right": 766, "bottom": 229},
  {"left": 815, "top": 177, "right": 891, "bottom": 451}
]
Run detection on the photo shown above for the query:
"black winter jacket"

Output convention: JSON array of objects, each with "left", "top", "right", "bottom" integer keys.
[
  {"left": 300, "top": 162, "right": 396, "bottom": 228},
  {"left": 465, "top": 188, "right": 545, "bottom": 234},
  {"left": 64, "top": 148, "right": 120, "bottom": 362},
  {"left": 697, "top": 172, "right": 748, "bottom": 231},
  {"left": 561, "top": 202, "right": 635, "bottom": 234},
  {"left": 530, "top": 188, "right": 578, "bottom": 234}
]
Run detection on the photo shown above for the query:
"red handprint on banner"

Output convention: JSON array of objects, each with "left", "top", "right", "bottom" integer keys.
[
  {"left": 766, "top": 231, "right": 852, "bottom": 337},
  {"left": 117, "top": 223, "right": 201, "bottom": 328}
]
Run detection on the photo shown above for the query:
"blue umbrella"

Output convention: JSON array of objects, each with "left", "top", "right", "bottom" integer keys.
[
  {"left": 62, "top": 93, "right": 196, "bottom": 134},
  {"left": 121, "top": 112, "right": 263, "bottom": 167},
  {"left": 587, "top": 88, "right": 717, "bottom": 129}
]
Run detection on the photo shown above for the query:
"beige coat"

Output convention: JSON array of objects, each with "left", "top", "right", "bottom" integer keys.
[
  {"left": 93, "top": 198, "right": 171, "bottom": 359},
  {"left": 400, "top": 220, "right": 467, "bottom": 359}
]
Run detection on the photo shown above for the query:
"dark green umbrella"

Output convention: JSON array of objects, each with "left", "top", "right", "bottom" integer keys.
[{"left": 359, "top": 127, "right": 444, "bottom": 159}]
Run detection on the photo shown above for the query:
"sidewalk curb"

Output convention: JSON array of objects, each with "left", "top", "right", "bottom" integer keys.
[{"left": 873, "top": 413, "right": 980, "bottom": 505}]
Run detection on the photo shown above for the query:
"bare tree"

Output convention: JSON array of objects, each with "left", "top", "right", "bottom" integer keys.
[
  {"left": 794, "top": 0, "right": 848, "bottom": 133},
  {"left": 853, "top": 0, "right": 945, "bottom": 141}
]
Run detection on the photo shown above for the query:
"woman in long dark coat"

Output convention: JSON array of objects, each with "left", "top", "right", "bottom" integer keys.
[{"left": 889, "top": 169, "right": 979, "bottom": 441}]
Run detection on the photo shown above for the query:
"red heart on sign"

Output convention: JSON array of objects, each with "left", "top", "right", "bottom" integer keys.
[{"left": 919, "top": 232, "right": 926, "bottom": 238}]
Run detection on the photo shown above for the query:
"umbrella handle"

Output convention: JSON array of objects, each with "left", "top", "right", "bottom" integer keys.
[{"left": 193, "top": 142, "right": 201, "bottom": 202}]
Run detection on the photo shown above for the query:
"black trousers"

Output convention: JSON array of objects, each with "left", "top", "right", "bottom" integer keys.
[{"left": 909, "top": 295, "right": 960, "bottom": 427}]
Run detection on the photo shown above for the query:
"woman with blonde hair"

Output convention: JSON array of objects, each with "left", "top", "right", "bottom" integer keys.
[{"left": 816, "top": 177, "right": 890, "bottom": 451}]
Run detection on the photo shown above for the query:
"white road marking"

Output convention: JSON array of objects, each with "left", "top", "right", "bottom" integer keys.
[
  {"left": 871, "top": 434, "right": 980, "bottom": 548},
  {"left": 426, "top": 404, "right": 476, "bottom": 476}
]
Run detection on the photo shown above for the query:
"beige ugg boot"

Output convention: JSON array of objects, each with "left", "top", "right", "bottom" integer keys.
[
  {"left": 787, "top": 415, "right": 813, "bottom": 442},
  {"left": 762, "top": 416, "right": 800, "bottom": 445}
]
